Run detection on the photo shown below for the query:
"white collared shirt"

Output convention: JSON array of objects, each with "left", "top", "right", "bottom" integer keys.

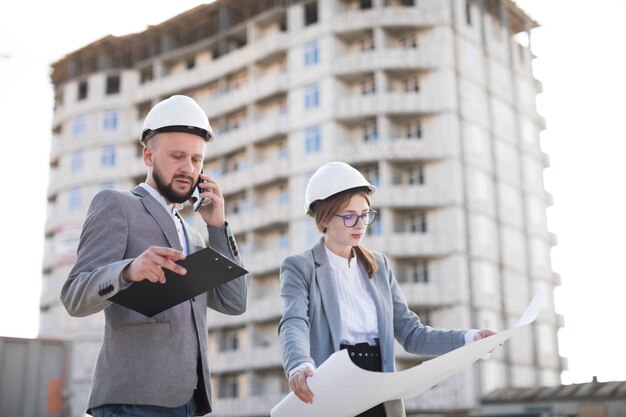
[
  {"left": 139, "top": 183, "right": 188, "bottom": 255},
  {"left": 324, "top": 245, "right": 379, "bottom": 346}
]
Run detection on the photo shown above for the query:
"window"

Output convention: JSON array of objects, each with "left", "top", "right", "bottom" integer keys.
[
  {"left": 409, "top": 212, "right": 427, "bottom": 233},
  {"left": 304, "top": 2, "right": 318, "bottom": 25},
  {"left": 71, "top": 150, "right": 84, "bottom": 173},
  {"left": 366, "top": 209, "right": 382, "bottom": 236},
  {"left": 305, "top": 126, "right": 321, "bottom": 153},
  {"left": 219, "top": 374, "right": 239, "bottom": 399},
  {"left": 73, "top": 115, "right": 87, "bottom": 137},
  {"left": 360, "top": 34, "right": 375, "bottom": 51},
  {"left": 101, "top": 146, "right": 116, "bottom": 167},
  {"left": 402, "top": 32, "right": 418, "bottom": 49},
  {"left": 186, "top": 57, "right": 195, "bottom": 69},
  {"left": 304, "top": 40, "right": 320, "bottom": 66},
  {"left": 360, "top": 165, "right": 379, "bottom": 187},
  {"left": 279, "top": 233, "right": 290, "bottom": 249},
  {"left": 403, "top": 76, "right": 420, "bottom": 92},
  {"left": 278, "top": 144, "right": 288, "bottom": 159},
  {"left": 410, "top": 260, "right": 429, "bottom": 283},
  {"left": 361, "top": 77, "right": 376, "bottom": 95},
  {"left": 406, "top": 120, "right": 423, "bottom": 139},
  {"left": 362, "top": 123, "right": 378, "bottom": 142},
  {"left": 360, "top": 0, "right": 372, "bottom": 9},
  {"left": 78, "top": 80, "right": 88, "bottom": 100},
  {"left": 407, "top": 165, "right": 424, "bottom": 185},
  {"left": 103, "top": 109, "right": 118, "bottom": 131},
  {"left": 140, "top": 66, "right": 154, "bottom": 84},
  {"left": 465, "top": 0, "right": 472, "bottom": 26},
  {"left": 105, "top": 75, "right": 120, "bottom": 95},
  {"left": 219, "top": 328, "right": 239, "bottom": 351},
  {"left": 279, "top": 186, "right": 289, "bottom": 205},
  {"left": 69, "top": 187, "right": 82, "bottom": 211},
  {"left": 305, "top": 83, "right": 320, "bottom": 109}
]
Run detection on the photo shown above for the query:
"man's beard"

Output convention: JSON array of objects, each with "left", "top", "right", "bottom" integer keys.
[{"left": 153, "top": 163, "right": 195, "bottom": 204}]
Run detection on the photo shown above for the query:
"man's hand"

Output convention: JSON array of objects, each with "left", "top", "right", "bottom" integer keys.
[
  {"left": 121, "top": 247, "right": 186, "bottom": 284},
  {"left": 192, "top": 173, "right": 226, "bottom": 227},
  {"left": 289, "top": 366, "right": 315, "bottom": 404}
]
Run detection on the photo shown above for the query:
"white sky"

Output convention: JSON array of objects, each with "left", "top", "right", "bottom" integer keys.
[{"left": 1, "top": 0, "right": 624, "bottom": 385}]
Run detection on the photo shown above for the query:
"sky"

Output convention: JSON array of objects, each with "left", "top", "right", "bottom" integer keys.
[{"left": 1, "top": 0, "right": 624, "bottom": 386}]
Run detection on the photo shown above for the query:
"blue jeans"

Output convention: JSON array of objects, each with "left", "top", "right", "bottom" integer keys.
[{"left": 91, "top": 396, "right": 196, "bottom": 417}]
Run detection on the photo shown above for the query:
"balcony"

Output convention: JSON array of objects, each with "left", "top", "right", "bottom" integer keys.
[
  {"left": 219, "top": 168, "right": 252, "bottom": 195},
  {"left": 136, "top": 48, "right": 249, "bottom": 102},
  {"left": 334, "top": 47, "right": 442, "bottom": 75},
  {"left": 335, "top": 92, "right": 445, "bottom": 120},
  {"left": 367, "top": 233, "right": 453, "bottom": 257},
  {"left": 398, "top": 282, "right": 459, "bottom": 307},
  {"left": 246, "top": 292, "right": 282, "bottom": 322},
  {"left": 332, "top": 7, "right": 438, "bottom": 34},
  {"left": 250, "top": 157, "right": 289, "bottom": 185},
  {"left": 376, "top": 184, "right": 454, "bottom": 208},
  {"left": 336, "top": 137, "right": 448, "bottom": 164},
  {"left": 228, "top": 202, "right": 290, "bottom": 235},
  {"left": 210, "top": 344, "right": 282, "bottom": 373},
  {"left": 212, "top": 394, "right": 286, "bottom": 417},
  {"left": 252, "top": 71, "right": 289, "bottom": 102},
  {"left": 244, "top": 247, "right": 291, "bottom": 276},
  {"left": 211, "top": 114, "right": 288, "bottom": 157},
  {"left": 251, "top": 31, "right": 290, "bottom": 62}
]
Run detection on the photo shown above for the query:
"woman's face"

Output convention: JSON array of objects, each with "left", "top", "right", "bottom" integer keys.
[{"left": 324, "top": 193, "right": 371, "bottom": 250}]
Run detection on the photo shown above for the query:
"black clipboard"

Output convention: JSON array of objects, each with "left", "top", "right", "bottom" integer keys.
[{"left": 109, "top": 246, "right": 248, "bottom": 317}]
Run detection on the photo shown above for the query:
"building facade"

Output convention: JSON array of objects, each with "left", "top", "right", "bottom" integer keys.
[{"left": 42, "top": 0, "right": 565, "bottom": 416}]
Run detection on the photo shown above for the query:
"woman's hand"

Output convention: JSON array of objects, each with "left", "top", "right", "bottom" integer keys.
[{"left": 289, "top": 366, "right": 315, "bottom": 404}]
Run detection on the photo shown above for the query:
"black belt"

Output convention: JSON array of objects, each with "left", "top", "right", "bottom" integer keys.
[{"left": 340, "top": 342, "right": 382, "bottom": 372}]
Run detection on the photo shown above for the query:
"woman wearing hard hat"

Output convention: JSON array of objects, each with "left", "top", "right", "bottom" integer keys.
[{"left": 278, "top": 161, "right": 496, "bottom": 417}]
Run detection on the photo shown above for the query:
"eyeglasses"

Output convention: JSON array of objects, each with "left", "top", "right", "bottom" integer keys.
[{"left": 334, "top": 210, "right": 377, "bottom": 228}]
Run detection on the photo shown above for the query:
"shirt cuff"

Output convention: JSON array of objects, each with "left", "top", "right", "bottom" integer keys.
[
  {"left": 288, "top": 362, "right": 315, "bottom": 379},
  {"left": 464, "top": 329, "right": 478, "bottom": 345}
]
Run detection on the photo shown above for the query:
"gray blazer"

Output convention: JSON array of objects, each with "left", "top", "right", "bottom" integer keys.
[
  {"left": 278, "top": 239, "right": 468, "bottom": 417},
  {"left": 60, "top": 186, "right": 247, "bottom": 415}
]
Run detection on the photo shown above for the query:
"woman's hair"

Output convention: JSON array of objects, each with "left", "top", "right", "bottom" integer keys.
[{"left": 313, "top": 188, "right": 379, "bottom": 277}]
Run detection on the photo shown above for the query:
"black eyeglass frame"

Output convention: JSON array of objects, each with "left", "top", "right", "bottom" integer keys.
[{"left": 334, "top": 209, "right": 378, "bottom": 228}]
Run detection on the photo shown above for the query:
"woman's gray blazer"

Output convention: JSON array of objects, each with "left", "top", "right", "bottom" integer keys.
[{"left": 278, "top": 239, "right": 469, "bottom": 417}]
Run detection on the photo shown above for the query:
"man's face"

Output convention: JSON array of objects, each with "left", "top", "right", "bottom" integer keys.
[{"left": 144, "top": 132, "right": 206, "bottom": 204}]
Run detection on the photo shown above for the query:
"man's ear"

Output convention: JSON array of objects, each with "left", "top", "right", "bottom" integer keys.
[{"left": 143, "top": 145, "right": 153, "bottom": 167}]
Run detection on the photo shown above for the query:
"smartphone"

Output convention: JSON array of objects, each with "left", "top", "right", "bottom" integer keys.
[{"left": 191, "top": 170, "right": 209, "bottom": 211}]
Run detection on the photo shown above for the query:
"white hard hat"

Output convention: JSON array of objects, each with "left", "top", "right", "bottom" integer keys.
[
  {"left": 140, "top": 95, "right": 214, "bottom": 143},
  {"left": 305, "top": 161, "right": 376, "bottom": 215}
]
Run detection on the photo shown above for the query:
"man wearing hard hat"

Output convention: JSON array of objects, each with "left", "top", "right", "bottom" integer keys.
[{"left": 61, "top": 95, "right": 247, "bottom": 416}]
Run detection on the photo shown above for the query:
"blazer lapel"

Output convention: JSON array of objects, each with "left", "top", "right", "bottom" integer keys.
[
  {"left": 311, "top": 240, "right": 341, "bottom": 350},
  {"left": 132, "top": 185, "right": 183, "bottom": 252}
]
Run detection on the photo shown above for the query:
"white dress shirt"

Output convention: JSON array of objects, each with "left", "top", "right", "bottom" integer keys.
[{"left": 325, "top": 246, "right": 379, "bottom": 346}]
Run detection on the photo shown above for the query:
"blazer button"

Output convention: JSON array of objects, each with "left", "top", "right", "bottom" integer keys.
[
  {"left": 233, "top": 251, "right": 239, "bottom": 257},
  {"left": 192, "top": 297, "right": 196, "bottom": 302}
]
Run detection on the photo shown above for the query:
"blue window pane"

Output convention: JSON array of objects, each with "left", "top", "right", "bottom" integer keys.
[
  {"left": 103, "top": 109, "right": 118, "bottom": 131},
  {"left": 304, "top": 40, "right": 319, "bottom": 66},
  {"left": 71, "top": 150, "right": 84, "bottom": 173},
  {"left": 73, "top": 115, "right": 86, "bottom": 137},
  {"left": 305, "top": 126, "right": 321, "bottom": 153},
  {"left": 305, "top": 83, "right": 320, "bottom": 109},
  {"left": 69, "top": 187, "right": 82, "bottom": 211},
  {"left": 101, "top": 145, "right": 116, "bottom": 167}
]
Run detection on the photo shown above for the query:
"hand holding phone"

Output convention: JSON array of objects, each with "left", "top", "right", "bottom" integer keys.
[{"left": 191, "top": 170, "right": 211, "bottom": 211}]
